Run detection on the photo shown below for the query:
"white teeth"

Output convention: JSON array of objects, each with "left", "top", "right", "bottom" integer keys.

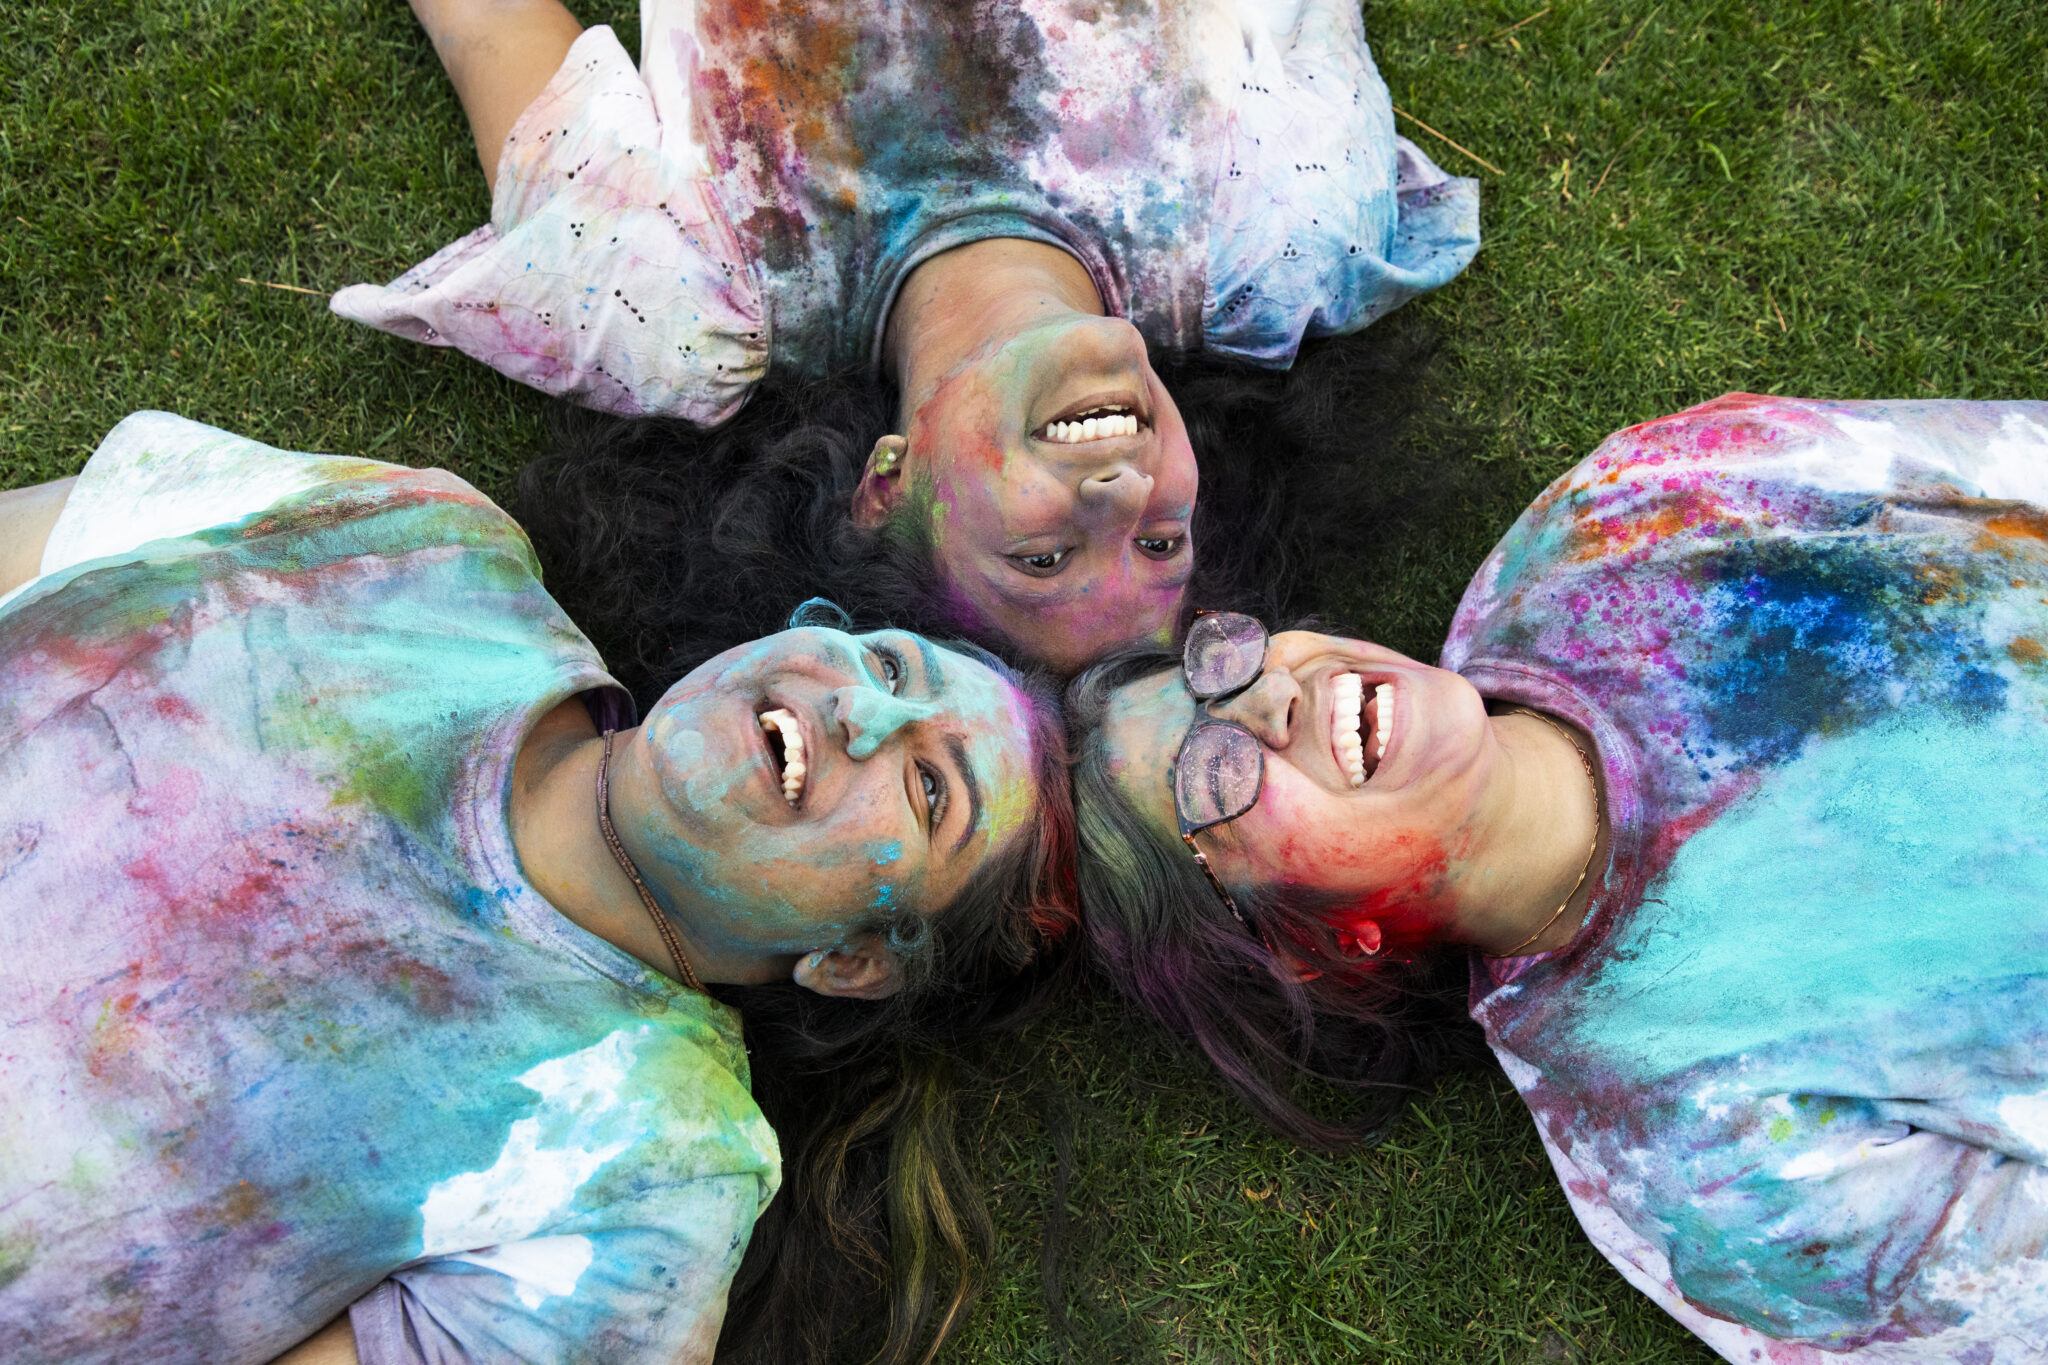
[
  {"left": 1331, "top": 672, "right": 1366, "bottom": 788},
  {"left": 1374, "top": 684, "right": 1392, "bottom": 763},
  {"left": 1042, "top": 410, "right": 1140, "bottom": 443},
  {"left": 759, "top": 708, "right": 806, "bottom": 805}
]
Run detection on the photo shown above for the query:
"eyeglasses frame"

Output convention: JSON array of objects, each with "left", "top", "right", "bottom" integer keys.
[{"left": 1168, "top": 613, "right": 1275, "bottom": 947}]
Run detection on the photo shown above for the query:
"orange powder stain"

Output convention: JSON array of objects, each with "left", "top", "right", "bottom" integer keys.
[
  {"left": 1570, "top": 483, "right": 1736, "bottom": 562},
  {"left": 85, "top": 993, "right": 144, "bottom": 1079},
  {"left": 1985, "top": 508, "right": 2048, "bottom": 542},
  {"left": 2009, "top": 637, "right": 2047, "bottom": 669},
  {"left": 1917, "top": 563, "right": 1964, "bottom": 606}
]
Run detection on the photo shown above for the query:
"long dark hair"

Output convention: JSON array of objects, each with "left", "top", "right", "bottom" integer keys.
[
  {"left": 1065, "top": 645, "right": 1479, "bottom": 1148},
  {"left": 514, "top": 321, "right": 1451, "bottom": 689}
]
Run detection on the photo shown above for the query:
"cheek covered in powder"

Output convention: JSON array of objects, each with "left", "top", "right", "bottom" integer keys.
[{"left": 1240, "top": 778, "right": 1463, "bottom": 949}]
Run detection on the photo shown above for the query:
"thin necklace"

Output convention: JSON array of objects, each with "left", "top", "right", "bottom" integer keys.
[
  {"left": 1485, "top": 709, "right": 1603, "bottom": 959},
  {"left": 596, "top": 730, "right": 706, "bottom": 993}
]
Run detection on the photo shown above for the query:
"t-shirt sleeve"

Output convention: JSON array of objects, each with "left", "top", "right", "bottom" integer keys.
[
  {"left": 348, "top": 1174, "right": 765, "bottom": 1365},
  {"left": 1204, "top": 0, "right": 1479, "bottom": 363},
  {"left": 330, "top": 25, "right": 768, "bottom": 425},
  {"left": 37, "top": 411, "right": 405, "bottom": 579}
]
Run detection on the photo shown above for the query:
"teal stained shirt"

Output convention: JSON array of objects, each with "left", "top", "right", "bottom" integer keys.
[
  {"left": 0, "top": 413, "right": 780, "bottom": 1364},
  {"left": 1447, "top": 395, "right": 2048, "bottom": 1363}
]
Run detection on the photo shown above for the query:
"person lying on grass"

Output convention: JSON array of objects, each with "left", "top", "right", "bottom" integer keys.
[
  {"left": 330, "top": 0, "right": 1479, "bottom": 670},
  {"left": 1068, "top": 393, "right": 2048, "bottom": 1362},
  {"left": 0, "top": 412, "right": 1075, "bottom": 1365}
]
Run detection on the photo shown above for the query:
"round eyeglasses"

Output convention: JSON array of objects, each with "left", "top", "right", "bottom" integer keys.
[{"left": 1169, "top": 612, "right": 1272, "bottom": 937}]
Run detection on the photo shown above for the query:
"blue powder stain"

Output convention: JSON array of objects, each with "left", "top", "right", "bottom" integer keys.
[
  {"left": 869, "top": 883, "right": 898, "bottom": 911},
  {"left": 1564, "top": 708, "right": 2048, "bottom": 1081},
  {"left": 1691, "top": 539, "right": 2007, "bottom": 769},
  {"left": 869, "top": 840, "right": 903, "bottom": 867}
]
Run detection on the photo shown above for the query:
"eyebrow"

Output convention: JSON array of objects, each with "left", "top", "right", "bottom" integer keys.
[
  {"left": 947, "top": 733, "right": 983, "bottom": 854},
  {"left": 912, "top": 636, "right": 980, "bottom": 851},
  {"left": 913, "top": 634, "right": 945, "bottom": 697}
]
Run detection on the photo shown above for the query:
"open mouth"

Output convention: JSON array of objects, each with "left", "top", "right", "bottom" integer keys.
[
  {"left": 1330, "top": 674, "right": 1393, "bottom": 788},
  {"left": 1036, "top": 403, "right": 1144, "bottom": 444},
  {"left": 758, "top": 708, "right": 808, "bottom": 805}
]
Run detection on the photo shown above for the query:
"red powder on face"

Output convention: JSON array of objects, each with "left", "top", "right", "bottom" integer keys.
[{"left": 1298, "top": 830, "right": 1456, "bottom": 950}]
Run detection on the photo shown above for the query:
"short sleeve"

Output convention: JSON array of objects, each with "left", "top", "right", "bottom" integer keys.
[
  {"left": 1205, "top": 0, "right": 1479, "bottom": 363},
  {"left": 38, "top": 411, "right": 402, "bottom": 578},
  {"left": 330, "top": 26, "right": 768, "bottom": 424},
  {"left": 348, "top": 1176, "right": 765, "bottom": 1365}
]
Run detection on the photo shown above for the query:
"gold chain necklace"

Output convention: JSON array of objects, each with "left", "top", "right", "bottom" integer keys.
[
  {"left": 1485, "top": 709, "right": 1603, "bottom": 959},
  {"left": 596, "top": 730, "right": 706, "bottom": 993}
]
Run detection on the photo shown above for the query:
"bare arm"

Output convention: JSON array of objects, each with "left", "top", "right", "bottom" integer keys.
[
  {"left": 269, "top": 1315, "right": 359, "bottom": 1365},
  {"left": 409, "top": 0, "right": 585, "bottom": 192},
  {"left": 0, "top": 476, "right": 76, "bottom": 598}
]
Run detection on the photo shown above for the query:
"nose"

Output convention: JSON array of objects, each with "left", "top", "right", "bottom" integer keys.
[
  {"left": 1074, "top": 463, "right": 1153, "bottom": 529},
  {"left": 1208, "top": 670, "right": 1298, "bottom": 749},
  {"left": 830, "top": 685, "right": 937, "bottom": 759}
]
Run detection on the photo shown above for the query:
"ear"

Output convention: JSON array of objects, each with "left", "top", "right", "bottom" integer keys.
[
  {"left": 849, "top": 435, "right": 909, "bottom": 529},
  {"left": 791, "top": 937, "right": 904, "bottom": 1000}
]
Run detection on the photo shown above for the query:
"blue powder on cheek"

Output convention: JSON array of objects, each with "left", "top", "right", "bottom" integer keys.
[
  {"left": 868, "top": 840, "right": 903, "bottom": 867},
  {"left": 869, "top": 883, "right": 898, "bottom": 911}
]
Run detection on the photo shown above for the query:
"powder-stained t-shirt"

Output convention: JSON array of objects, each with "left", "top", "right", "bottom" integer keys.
[
  {"left": 331, "top": 0, "right": 1480, "bottom": 423},
  {"left": 1443, "top": 395, "right": 2048, "bottom": 1363},
  {"left": 0, "top": 413, "right": 780, "bottom": 1365}
]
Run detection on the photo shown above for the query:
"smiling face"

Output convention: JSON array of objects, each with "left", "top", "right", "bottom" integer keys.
[
  {"left": 896, "top": 313, "right": 1198, "bottom": 671},
  {"left": 1098, "top": 631, "right": 1501, "bottom": 946},
  {"left": 616, "top": 626, "right": 1039, "bottom": 961}
]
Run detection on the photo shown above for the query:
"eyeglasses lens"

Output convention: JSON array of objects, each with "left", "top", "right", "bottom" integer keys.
[
  {"left": 1175, "top": 722, "right": 1263, "bottom": 830},
  {"left": 1184, "top": 612, "right": 1267, "bottom": 698}
]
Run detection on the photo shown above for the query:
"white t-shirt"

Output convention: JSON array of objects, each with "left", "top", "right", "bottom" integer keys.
[{"left": 0, "top": 413, "right": 780, "bottom": 1365}]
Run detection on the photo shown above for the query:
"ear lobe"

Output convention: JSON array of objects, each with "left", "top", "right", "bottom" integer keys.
[
  {"left": 791, "top": 938, "right": 904, "bottom": 1000},
  {"left": 850, "top": 435, "right": 909, "bottom": 529}
]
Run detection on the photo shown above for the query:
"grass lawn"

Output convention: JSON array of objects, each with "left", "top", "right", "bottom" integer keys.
[{"left": 3, "top": 1, "right": 2042, "bottom": 1361}]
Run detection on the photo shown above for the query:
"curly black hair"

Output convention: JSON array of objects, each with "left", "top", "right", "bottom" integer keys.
[{"left": 515, "top": 320, "right": 1458, "bottom": 701}]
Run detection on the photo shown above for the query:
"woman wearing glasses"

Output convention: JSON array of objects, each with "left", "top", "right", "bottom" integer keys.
[{"left": 1068, "top": 393, "right": 2048, "bottom": 1362}]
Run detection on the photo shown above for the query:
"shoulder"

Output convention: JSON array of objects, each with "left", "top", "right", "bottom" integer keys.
[{"left": 1447, "top": 395, "right": 2048, "bottom": 659}]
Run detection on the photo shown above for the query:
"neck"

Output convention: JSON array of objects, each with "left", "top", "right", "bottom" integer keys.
[
  {"left": 508, "top": 699, "right": 785, "bottom": 987},
  {"left": 882, "top": 237, "right": 1105, "bottom": 404},
  {"left": 1442, "top": 710, "right": 1607, "bottom": 957}
]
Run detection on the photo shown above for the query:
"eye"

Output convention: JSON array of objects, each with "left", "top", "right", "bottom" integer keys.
[
  {"left": 1135, "top": 536, "right": 1184, "bottom": 559},
  {"left": 917, "top": 762, "right": 949, "bottom": 834},
  {"left": 870, "top": 643, "right": 906, "bottom": 695},
  {"left": 1010, "top": 548, "right": 1070, "bottom": 577}
]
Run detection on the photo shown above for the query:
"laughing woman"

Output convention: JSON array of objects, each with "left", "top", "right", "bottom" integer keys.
[
  {"left": 329, "top": 0, "right": 1478, "bottom": 669},
  {"left": 1070, "top": 394, "right": 2048, "bottom": 1361},
  {"left": 0, "top": 413, "right": 1074, "bottom": 1365}
]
